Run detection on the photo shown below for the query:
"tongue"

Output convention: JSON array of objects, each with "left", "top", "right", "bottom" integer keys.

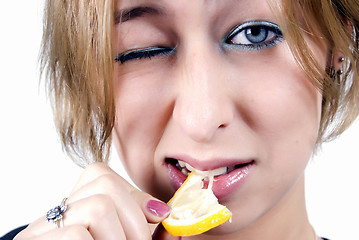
[{"left": 227, "top": 165, "right": 236, "bottom": 173}]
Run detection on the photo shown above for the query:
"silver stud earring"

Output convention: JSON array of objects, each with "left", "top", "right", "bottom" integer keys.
[
  {"left": 330, "top": 57, "right": 345, "bottom": 79},
  {"left": 337, "top": 57, "right": 345, "bottom": 75}
]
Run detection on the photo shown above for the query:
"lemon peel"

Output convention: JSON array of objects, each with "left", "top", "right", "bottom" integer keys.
[{"left": 162, "top": 171, "right": 232, "bottom": 236}]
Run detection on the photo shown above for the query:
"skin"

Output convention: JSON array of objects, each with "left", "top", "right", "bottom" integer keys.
[
  {"left": 16, "top": 0, "right": 343, "bottom": 239},
  {"left": 113, "top": 0, "right": 326, "bottom": 238}
]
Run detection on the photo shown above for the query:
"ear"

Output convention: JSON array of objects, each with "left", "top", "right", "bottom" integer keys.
[
  {"left": 332, "top": 49, "right": 345, "bottom": 72},
  {"left": 330, "top": 15, "right": 353, "bottom": 72},
  {"left": 326, "top": 48, "right": 345, "bottom": 79}
]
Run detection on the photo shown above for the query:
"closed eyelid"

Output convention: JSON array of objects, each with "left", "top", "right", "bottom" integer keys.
[{"left": 115, "top": 47, "right": 175, "bottom": 64}]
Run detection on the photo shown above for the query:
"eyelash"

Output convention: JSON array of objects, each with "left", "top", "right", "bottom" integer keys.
[
  {"left": 224, "top": 21, "right": 283, "bottom": 50},
  {"left": 114, "top": 47, "right": 176, "bottom": 64},
  {"left": 115, "top": 21, "right": 283, "bottom": 64}
]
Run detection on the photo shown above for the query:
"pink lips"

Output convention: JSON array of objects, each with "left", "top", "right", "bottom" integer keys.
[{"left": 166, "top": 157, "right": 254, "bottom": 201}]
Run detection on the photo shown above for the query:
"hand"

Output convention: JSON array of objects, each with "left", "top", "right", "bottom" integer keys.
[{"left": 15, "top": 162, "right": 172, "bottom": 240}]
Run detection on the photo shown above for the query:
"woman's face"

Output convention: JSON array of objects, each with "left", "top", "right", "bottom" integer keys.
[{"left": 113, "top": 0, "right": 326, "bottom": 235}]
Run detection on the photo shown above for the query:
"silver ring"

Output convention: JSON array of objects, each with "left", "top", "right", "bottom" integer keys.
[{"left": 46, "top": 198, "right": 68, "bottom": 228}]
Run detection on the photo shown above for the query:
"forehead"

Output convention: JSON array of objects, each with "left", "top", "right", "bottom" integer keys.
[{"left": 115, "top": 0, "right": 278, "bottom": 21}]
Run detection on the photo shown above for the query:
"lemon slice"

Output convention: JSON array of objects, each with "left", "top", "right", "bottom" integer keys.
[{"left": 162, "top": 171, "right": 232, "bottom": 236}]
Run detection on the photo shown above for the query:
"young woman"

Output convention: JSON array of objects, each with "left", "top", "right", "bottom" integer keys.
[{"left": 9, "top": 0, "right": 359, "bottom": 239}]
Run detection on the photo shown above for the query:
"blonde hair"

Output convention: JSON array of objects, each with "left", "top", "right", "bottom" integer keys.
[
  {"left": 41, "top": 0, "right": 115, "bottom": 166},
  {"left": 41, "top": 0, "right": 359, "bottom": 166},
  {"left": 278, "top": 0, "right": 359, "bottom": 144}
]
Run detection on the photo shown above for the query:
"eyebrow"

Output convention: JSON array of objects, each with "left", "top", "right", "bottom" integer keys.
[{"left": 115, "top": 6, "right": 164, "bottom": 24}]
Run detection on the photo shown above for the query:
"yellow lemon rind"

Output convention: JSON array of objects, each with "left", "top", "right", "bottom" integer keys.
[{"left": 162, "top": 205, "right": 232, "bottom": 237}]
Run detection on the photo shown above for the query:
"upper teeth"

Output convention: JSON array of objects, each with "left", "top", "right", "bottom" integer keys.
[{"left": 178, "top": 160, "right": 227, "bottom": 176}]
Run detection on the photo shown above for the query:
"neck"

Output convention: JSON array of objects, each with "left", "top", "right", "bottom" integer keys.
[{"left": 187, "top": 174, "right": 315, "bottom": 240}]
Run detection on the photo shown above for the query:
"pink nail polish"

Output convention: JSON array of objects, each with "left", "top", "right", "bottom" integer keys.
[{"left": 147, "top": 200, "right": 171, "bottom": 217}]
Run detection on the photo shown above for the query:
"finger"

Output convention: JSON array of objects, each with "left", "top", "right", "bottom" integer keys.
[
  {"left": 15, "top": 225, "right": 94, "bottom": 240},
  {"left": 70, "top": 171, "right": 171, "bottom": 223},
  {"left": 152, "top": 223, "right": 179, "bottom": 240},
  {"left": 69, "top": 174, "right": 169, "bottom": 238},
  {"left": 143, "top": 197, "right": 171, "bottom": 223},
  {"left": 19, "top": 196, "right": 126, "bottom": 240},
  {"left": 70, "top": 162, "right": 117, "bottom": 194},
  {"left": 65, "top": 196, "right": 127, "bottom": 240}
]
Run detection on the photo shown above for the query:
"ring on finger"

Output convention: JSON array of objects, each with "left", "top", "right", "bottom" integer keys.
[{"left": 46, "top": 198, "right": 68, "bottom": 228}]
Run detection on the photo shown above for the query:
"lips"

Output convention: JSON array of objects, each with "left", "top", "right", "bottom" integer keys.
[{"left": 166, "top": 157, "right": 254, "bottom": 200}]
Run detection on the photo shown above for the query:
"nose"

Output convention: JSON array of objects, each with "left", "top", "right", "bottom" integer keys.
[{"left": 172, "top": 43, "right": 234, "bottom": 143}]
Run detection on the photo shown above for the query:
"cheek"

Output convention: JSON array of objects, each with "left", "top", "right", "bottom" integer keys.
[
  {"left": 224, "top": 56, "right": 323, "bottom": 225},
  {"left": 261, "top": 64, "right": 321, "bottom": 153},
  {"left": 239, "top": 46, "right": 322, "bottom": 148},
  {"left": 260, "top": 71, "right": 321, "bottom": 142},
  {"left": 229, "top": 47, "right": 323, "bottom": 182},
  {"left": 112, "top": 66, "right": 173, "bottom": 187},
  {"left": 260, "top": 77, "right": 321, "bottom": 174}
]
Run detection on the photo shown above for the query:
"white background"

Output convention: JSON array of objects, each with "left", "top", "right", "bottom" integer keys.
[{"left": 0, "top": 0, "right": 358, "bottom": 239}]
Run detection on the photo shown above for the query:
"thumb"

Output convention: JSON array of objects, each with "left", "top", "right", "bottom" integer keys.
[
  {"left": 152, "top": 223, "right": 181, "bottom": 240},
  {"left": 144, "top": 198, "right": 172, "bottom": 223}
]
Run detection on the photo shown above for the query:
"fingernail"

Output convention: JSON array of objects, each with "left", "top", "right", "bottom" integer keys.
[{"left": 147, "top": 200, "right": 171, "bottom": 217}]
